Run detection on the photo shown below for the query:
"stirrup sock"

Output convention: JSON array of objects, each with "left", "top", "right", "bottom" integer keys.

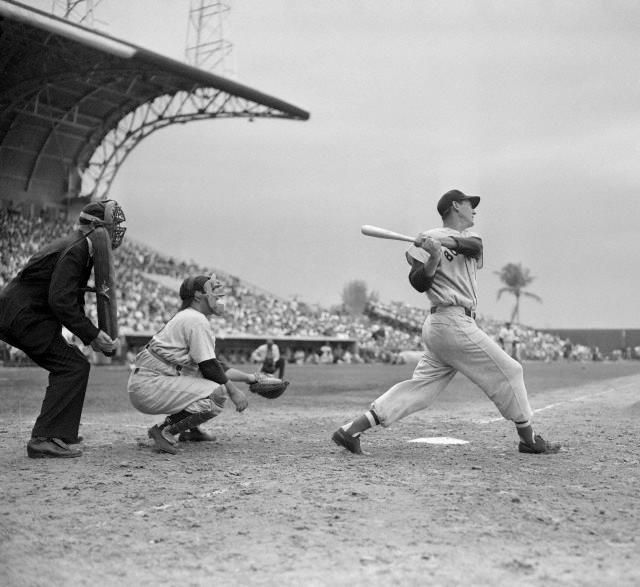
[
  {"left": 166, "top": 410, "right": 216, "bottom": 435},
  {"left": 342, "top": 409, "right": 380, "bottom": 436}
]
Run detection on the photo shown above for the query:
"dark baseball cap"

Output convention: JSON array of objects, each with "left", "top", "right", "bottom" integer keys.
[
  {"left": 179, "top": 275, "right": 210, "bottom": 300},
  {"left": 79, "top": 201, "right": 107, "bottom": 222},
  {"left": 436, "top": 189, "right": 481, "bottom": 217}
]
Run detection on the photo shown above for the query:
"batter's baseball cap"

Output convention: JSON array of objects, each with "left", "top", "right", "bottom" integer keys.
[{"left": 437, "top": 189, "right": 481, "bottom": 217}]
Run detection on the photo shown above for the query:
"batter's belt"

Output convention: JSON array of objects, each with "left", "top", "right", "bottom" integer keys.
[{"left": 430, "top": 305, "right": 476, "bottom": 320}]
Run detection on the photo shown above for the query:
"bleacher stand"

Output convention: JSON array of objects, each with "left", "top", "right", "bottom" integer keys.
[{"left": 1, "top": 205, "right": 573, "bottom": 366}]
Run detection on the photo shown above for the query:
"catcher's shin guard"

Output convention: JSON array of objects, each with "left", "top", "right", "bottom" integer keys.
[{"left": 166, "top": 410, "right": 216, "bottom": 436}]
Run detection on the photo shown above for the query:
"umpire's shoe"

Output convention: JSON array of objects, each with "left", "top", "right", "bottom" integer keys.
[
  {"left": 148, "top": 425, "right": 177, "bottom": 455},
  {"left": 179, "top": 427, "right": 216, "bottom": 442},
  {"left": 518, "top": 434, "right": 561, "bottom": 454},
  {"left": 61, "top": 436, "right": 83, "bottom": 444},
  {"left": 332, "top": 428, "right": 363, "bottom": 455},
  {"left": 27, "top": 437, "right": 82, "bottom": 459}
]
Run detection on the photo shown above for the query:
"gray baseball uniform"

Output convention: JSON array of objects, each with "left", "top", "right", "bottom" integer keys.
[
  {"left": 333, "top": 189, "right": 559, "bottom": 455},
  {"left": 128, "top": 308, "right": 224, "bottom": 415},
  {"left": 371, "top": 228, "right": 534, "bottom": 427}
]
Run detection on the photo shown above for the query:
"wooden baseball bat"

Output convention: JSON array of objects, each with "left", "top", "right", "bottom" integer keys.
[{"left": 361, "top": 224, "right": 417, "bottom": 244}]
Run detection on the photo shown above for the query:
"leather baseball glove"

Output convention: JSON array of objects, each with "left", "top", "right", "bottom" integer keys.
[{"left": 249, "top": 373, "right": 290, "bottom": 399}]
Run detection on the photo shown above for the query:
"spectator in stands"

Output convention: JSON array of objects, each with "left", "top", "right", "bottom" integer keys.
[
  {"left": 320, "top": 342, "right": 333, "bottom": 364},
  {"left": 0, "top": 201, "right": 124, "bottom": 458},
  {"left": 498, "top": 322, "right": 520, "bottom": 361},
  {"left": 251, "top": 339, "right": 286, "bottom": 379},
  {"left": 0, "top": 341, "right": 10, "bottom": 364},
  {"left": 2, "top": 204, "right": 572, "bottom": 368}
]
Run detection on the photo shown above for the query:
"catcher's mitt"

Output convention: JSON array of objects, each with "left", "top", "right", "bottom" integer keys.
[{"left": 249, "top": 374, "right": 289, "bottom": 399}]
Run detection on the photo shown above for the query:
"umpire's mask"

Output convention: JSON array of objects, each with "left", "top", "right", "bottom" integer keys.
[{"left": 79, "top": 200, "right": 127, "bottom": 249}]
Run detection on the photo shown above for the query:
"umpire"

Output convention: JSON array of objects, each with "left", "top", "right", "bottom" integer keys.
[{"left": 0, "top": 201, "right": 125, "bottom": 458}]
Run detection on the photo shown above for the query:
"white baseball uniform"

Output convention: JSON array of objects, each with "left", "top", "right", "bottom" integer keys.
[
  {"left": 371, "top": 227, "right": 534, "bottom": 428},
  {"left": 499, "top": 324, "right": 520, "bottom": 360},
  {"left": 127, "top": 308, "right": 223, "bottom": 415}
]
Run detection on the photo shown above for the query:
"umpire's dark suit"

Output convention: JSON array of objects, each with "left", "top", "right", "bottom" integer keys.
[{"left": 0, "top": 230, "right": 100, "bottom": 440}]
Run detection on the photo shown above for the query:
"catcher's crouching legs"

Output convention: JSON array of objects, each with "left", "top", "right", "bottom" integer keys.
[
  {"left": 169, "top": 386, "right": 227, "bottom": 439},
  {"left": 148, "top": 387, "right": 226, "bottom": 453}
]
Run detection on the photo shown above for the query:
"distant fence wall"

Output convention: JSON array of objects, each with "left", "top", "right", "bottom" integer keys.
[
  {"left": 540, "top": 329, "right": 640, "bottom": 354},
  {"left": 124, "top": 333, "right": 358, "bottom": 363}
]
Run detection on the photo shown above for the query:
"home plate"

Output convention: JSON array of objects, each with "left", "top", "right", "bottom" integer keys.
[{"left": 408, "top": 437, "right": 469, "bottom": 445}]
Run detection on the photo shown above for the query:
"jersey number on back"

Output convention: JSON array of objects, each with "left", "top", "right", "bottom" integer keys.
[{"left": 443, "top": 249, "right": 457, "bottom": 262}]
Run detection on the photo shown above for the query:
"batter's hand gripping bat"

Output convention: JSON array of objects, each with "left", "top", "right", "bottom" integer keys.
[{"left": 361, "top": 225, "right": 418, "bottom": 245}]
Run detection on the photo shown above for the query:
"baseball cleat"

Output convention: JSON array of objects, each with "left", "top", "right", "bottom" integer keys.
[
  {"left": 332, "top": 428, "right": 363, "bottom": 455},
  {"left": 148, "top": 425, "right": 177, "bottom": 455},
  {"left": 178, "top": 427, "right": 216, "bottom": 442},
  {"left": 518, "top": 434, "right": 561, "bottom": 454}
]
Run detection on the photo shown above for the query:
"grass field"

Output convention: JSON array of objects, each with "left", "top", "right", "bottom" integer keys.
[{"left": 2, "top": 361, "right": 640, "bottom": 586}]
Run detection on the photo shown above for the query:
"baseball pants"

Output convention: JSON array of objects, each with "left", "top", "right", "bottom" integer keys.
[
  {"left": 372, "top": 306, "right": 534, "bottom": 427},
  {"left": 128, "top": 349, "right": 223, "bottom": 415}
]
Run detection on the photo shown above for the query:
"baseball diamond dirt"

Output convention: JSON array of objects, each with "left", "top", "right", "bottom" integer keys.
[{"left": 1, "top": 361, "right": 639, "bottom": 586}]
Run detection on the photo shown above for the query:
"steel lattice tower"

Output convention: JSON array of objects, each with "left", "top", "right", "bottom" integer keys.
[
  {"left": 50, "top": 0, "right": 102, "bottom": 27},
  {"left": 185, "top": 0, "right": 236, "bottom": 78}
]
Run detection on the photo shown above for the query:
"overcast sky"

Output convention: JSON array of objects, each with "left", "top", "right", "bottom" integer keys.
[{"left": 34, "top": 0, "right": 640, "bottom": 329}]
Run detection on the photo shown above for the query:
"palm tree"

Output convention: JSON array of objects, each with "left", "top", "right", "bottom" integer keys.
[{"left": 495, "top": 262, "right": 542, "bottom": 324}]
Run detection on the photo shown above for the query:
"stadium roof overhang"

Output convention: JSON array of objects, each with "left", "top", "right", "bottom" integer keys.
[{"left": 0, "top": 0, "right": 310, "bottom": 207}]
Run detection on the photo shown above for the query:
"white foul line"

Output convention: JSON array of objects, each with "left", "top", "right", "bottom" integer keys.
[{"left": 473, "top": 387, "right": 615, "bottom": 424}]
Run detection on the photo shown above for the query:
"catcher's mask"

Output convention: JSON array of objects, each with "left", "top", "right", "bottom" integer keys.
[
  {"left": 203, "top": 274, "right": 226, "bottom": 315},
  {"left": 179, "top": 274, "right": 226, "bottom": 315},
  {"left": 79, "top": 200, "right": 127, "bottom": 249}
]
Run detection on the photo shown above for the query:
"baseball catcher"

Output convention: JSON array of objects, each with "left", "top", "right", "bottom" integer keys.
[{"left": 127, "top": 274, "right": 289, "bottom": 455}]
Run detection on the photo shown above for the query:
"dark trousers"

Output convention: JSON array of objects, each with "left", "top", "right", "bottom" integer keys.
[
  {"left": 28, "top": 334, "right": 91, "bottom": 439},
  {"left": 261, "top": 357, "right": 285, "bottom": 379}
]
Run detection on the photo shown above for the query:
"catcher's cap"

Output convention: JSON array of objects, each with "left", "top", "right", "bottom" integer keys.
[
  {"left": 179, "top": 275, "right": 210, "bottom": 300},
  {"left": 437, "top": 189, "right": 480, "bottom": 217}
]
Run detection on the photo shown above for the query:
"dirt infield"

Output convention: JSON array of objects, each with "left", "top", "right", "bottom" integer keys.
[{"left": 1, "top": 362, "right": 640, "bottom": 586}]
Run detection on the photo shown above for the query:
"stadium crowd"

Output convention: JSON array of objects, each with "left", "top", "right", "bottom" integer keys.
[{"left": 0, "top": 204, "right": 621, "bottom": 367}]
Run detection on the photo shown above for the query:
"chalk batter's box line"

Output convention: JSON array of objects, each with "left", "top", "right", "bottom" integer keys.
[{"left": 473, "top": 387, "right": 615, "bottom": 425}]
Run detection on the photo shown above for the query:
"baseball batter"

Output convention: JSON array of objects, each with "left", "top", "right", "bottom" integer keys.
[
  {"left": 332, "top": 189, "right": 560, "bottom": 455},
  {"left": 128, "top": 274, "right": 260, "bottom": 455}
]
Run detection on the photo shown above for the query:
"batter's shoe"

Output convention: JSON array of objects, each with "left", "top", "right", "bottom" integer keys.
[
  {"left": 332, "top": 428, "right": 363, "bottom": 455},
  {"left": 178, "top": 427, "right": 216, "bottom": 442},
  {"left": 148, "top": 425, "right": 177, "bottom": 455},
  {"left": 518, "top": 434, "right": 561, "bottom": 454},
  {"left": 27, "top": 437, "right": 82, "bottom": 459}
]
